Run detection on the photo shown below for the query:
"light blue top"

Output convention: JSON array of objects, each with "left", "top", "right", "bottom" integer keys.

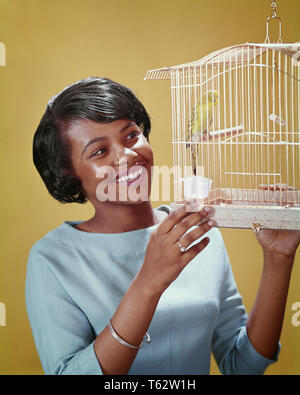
[{"left": 25, "top": 204, "right": 279, "bottom": 375}]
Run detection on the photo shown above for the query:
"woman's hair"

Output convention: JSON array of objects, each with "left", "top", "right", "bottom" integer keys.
[{"left": 33, "top": 77, "right": 151, "bottom": 204}]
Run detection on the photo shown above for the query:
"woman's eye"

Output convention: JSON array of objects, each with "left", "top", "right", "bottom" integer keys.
[
  {"left": 127, "top": 131, "right": 140, "bottom": 140},
  {"left": 91, "top": 148, "right": 106, "bottom": 157}
]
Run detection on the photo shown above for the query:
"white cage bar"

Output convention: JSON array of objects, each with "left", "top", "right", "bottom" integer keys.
[{"left": 145, "top": 43, "right": 300, "bottom": 230}]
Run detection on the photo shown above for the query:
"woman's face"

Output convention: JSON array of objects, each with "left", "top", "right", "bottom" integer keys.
[{"left": 66, "top": 118, "right": 154, "bottom": 206}]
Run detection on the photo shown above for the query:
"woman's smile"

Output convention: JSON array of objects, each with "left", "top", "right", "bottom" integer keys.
[
  {"left": 115, "top": 167, "right": 143, "bottom": 184},
  {"left": 114, "top": 161, "right": 146, "bottom": 184}
]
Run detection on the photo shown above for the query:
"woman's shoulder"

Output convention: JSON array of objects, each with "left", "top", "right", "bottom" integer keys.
[{"left": 27, "top": 222, "right": 77, "bottom": 267}]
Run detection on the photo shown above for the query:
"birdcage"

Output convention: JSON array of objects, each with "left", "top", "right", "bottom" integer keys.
[{"left": 145, "top": 3, "right": 300, "bottom": 230}]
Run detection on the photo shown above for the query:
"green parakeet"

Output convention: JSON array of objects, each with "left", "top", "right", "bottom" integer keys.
[{"left": 186, "top": 90, "right": 219, "bottom": 175}]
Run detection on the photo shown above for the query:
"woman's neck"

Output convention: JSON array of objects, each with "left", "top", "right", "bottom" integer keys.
[{"left": 75, "top": 201, "right": 165, "bottom": 234}]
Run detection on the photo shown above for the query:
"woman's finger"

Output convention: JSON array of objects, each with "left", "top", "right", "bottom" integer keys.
[
  {"left": 180, "top": 237, "right": 211, "bottom": 264},
  {"left": 168, "top": 207, "right": 213, "bottom": 243},
  {"left": 157, "top": 202, "right": 198, "bottom": 235},
  {"left": 174, "top": 219, "right": 216, "bottom": 249}
]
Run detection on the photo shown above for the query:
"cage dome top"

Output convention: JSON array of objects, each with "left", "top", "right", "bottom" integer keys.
[{"left": 145, "top": 42, "right": 300, "bottom": 81}]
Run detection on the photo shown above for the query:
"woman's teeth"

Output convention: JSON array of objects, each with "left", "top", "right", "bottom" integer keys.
[{"left": 115, "top": 168, "right": 143, "bottom": 183}]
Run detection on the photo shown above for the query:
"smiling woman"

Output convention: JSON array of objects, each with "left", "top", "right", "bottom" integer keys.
[
  {"left": 33, "top": 77, "right": 151, "bottom": 205},
  {"left": 66, "top": 118, "right": 153, "bottom": 215},
  {"left": 26, "top": 76, "right": 298, "bottom": 376}
]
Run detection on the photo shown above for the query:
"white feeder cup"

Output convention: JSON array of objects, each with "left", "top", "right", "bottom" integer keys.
[{"left": 183, "top": 176, "right": 212, "bottom": 199}]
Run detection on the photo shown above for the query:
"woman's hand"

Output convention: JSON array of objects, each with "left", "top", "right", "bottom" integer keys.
[
  {"left": 255, "top": 184, "right": 300, "bottom": 261},
  {"left": 255, "top": 228, "right": 300, "bottom": 261},
  {"left": 138, "top": 202, "right": 216, "bottom": 296}
]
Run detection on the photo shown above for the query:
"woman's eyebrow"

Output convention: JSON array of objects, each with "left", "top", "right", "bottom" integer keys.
[{"left": 81, "top": 121, "right": 136, "bottom": 156}]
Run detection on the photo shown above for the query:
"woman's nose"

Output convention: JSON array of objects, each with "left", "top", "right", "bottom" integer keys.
[{"left": 112, "top": 146, "right": 138, "bottom": 167}]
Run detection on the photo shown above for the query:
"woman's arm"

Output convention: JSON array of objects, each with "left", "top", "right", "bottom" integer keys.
[
  {"left": 246, "top": 230, "right": 300, "bottom": 359},
  {"left": 94, "top": 203, "right": 215, "bottom": 374},
  {"left": 94, "top": 272, "right": 160, "bottom": 375}
]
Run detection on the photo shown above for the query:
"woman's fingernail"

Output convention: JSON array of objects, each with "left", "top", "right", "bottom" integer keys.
[
  {"left": 186, "top": 200, "right": 198, "bottom": 211},
  {"left": 208, "top": 220, "right": 214, "bottom": 227},
  {"left": 204, "top": 206, "right": 211, "bottom": 213}
]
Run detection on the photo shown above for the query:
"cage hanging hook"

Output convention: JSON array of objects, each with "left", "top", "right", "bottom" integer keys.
[
  {"left": 264, "top": 0, "right": 283, "bottom": 44},
  {"left": 270, "top": 1, "right": 278, "bottom": 17}
]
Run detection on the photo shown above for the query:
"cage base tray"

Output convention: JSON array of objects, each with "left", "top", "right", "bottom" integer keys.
[{"left": 170, "top": 202, "right": 300, "bottom": 230}]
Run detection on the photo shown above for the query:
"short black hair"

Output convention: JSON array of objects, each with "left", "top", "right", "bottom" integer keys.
[{"left": 33, "top": 77, "right": 151, "bottom": 204}]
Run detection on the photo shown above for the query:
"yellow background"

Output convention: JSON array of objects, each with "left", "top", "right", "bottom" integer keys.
[{"left": 0, "top": 0, "right": 299, "bottom": 375}]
